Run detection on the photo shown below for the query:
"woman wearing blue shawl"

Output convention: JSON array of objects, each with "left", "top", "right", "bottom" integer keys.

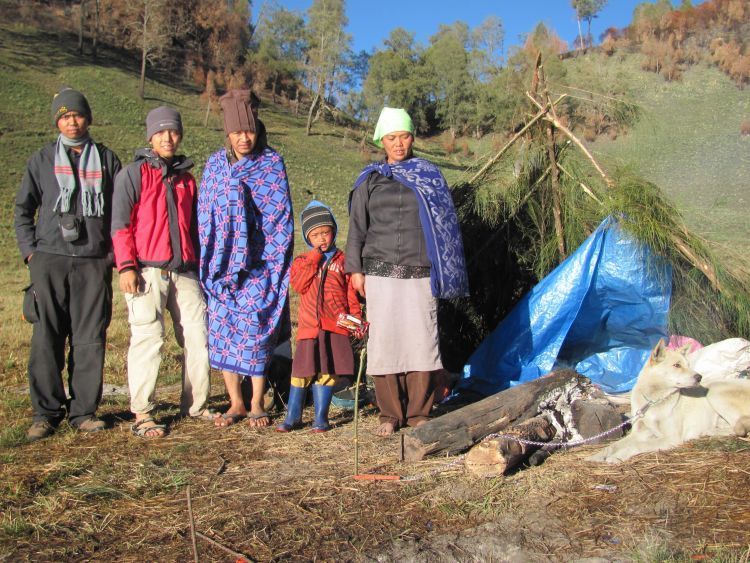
[
  {"left": 198, "top": 90, "right": 294, "bottom": 427},
  {"left": 345, "top": 107, "right": 469, "bottom": 436}
]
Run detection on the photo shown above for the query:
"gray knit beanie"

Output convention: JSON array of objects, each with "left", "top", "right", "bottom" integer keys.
[
  {"left": 146, "top": 106, "right": 183, "bottom": 141},
  {"left": 51, "top": 87, "right": 92, "bottom": 125}
]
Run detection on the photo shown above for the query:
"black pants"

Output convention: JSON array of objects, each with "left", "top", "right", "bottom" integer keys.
[{"left": 26, "top": 252, "right": 112, "bottom": 425}]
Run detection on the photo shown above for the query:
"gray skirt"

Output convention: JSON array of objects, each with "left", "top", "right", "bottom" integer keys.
[{"left": 364, "top": 275, "right": 443, "bottom": 375}]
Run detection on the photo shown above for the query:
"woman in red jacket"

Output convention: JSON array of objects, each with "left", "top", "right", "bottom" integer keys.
[{"left": 276, "top": 201, "right": 362, "bottom": 432}]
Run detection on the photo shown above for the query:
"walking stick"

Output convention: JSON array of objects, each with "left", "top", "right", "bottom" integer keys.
[{"left": 353, "top": 345, "right": 366, "bottom": 476}]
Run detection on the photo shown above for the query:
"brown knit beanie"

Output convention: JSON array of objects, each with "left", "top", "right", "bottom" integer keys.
[{"left": 220, "top": 89, "right": 258, "bottom": 135}]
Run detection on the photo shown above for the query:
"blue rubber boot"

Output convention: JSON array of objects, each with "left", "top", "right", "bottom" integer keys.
[
  {"left": 311, "top": 384, "right": 335, "bottom": 433},
  {"left": 275, "top": 385, "right": 307, "bottom": 432}
]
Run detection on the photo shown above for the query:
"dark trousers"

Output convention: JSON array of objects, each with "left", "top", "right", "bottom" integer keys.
[
  {"left": 26, "top": 252, "right": 112, "bottom": 425},
  {"left": 372, "top": 371, "right": 435, "bottom": 428}
]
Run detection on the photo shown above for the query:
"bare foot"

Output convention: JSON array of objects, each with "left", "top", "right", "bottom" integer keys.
[
  {"left": 190, "top": 409, "right": 220, "bottom": 421},
  {"left": 215, "top": 411, "right": 246, "bottom": 427},
  {"left": 374, "top": 422, "right": 396, "bottom": 437},
  {"left": 247, "top": 410, "right": 270, "bottom": 427},
  {"left": 412, "top": 420, "right": 428, "bottom": 428}
]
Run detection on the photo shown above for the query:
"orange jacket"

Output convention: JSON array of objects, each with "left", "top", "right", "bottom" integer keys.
[{"left": 290, "top": 248, "right": 362, "bottom": 340}]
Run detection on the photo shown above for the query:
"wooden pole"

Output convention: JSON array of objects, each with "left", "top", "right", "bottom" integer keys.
[
  {"left": 468, "top": 103, "right": 551, "bottom": 185},
  {"left": 539, "top": 63, "right": 566, "bottom": 260},
  {"left": 195, "top": 532, "right": 253, "bottom": 562},
  {"left": 525, "top": 92, "right": 613, "bottom": 186},
  {"left": 186, "top": 485, "right": 198, "bottom": 563},
  {"left": 557, "top": 162, "right": 604, "bottom": 205},
  {"left": 203, "top": 97, "right": 211, "bottom": 128},
  {"left": 352, "top": 346, "right": 367, "bottom": 477}
]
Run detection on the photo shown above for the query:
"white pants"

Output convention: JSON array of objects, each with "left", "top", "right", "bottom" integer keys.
[{"left": 125, "top": 267, "right": 210, "bottom": 416}]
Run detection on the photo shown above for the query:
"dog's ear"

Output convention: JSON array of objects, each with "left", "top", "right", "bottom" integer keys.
[
  {"left": 649, "top": 339, "right": 667, "bottom": 363},
  {"left": 677, "top": 344, "right": 692, "bottom": 357}
]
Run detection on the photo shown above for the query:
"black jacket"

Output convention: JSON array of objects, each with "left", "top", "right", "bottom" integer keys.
[
  {"left": 345, "top": 171, "right": 430, "bottom": 274},
  {"left": 15, "top": 141, "right": 121, "bottom": 261}
]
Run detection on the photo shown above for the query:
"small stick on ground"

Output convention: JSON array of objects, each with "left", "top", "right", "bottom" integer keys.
[
  {"left": 186, "top": 485, "right": 198, "bottom": 563},
  {"left": 353, "top": 346, "right": 367, "bottom": 477},
  {"left": 196, "top": 531, "right": 254, "bottom": 562},
  {"left": 215, "top": 455, "right": 227, "bottom": 476}
]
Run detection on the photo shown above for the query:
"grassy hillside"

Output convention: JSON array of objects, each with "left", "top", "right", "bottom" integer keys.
[{"left": 566, "top": 53, "right": 750, "bottom": 257}]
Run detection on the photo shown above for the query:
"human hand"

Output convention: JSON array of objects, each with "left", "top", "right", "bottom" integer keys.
[
  {"left": 351, "top": 273, "right": 365, "bottom": 298},
  {"left": 354, "top": 321, "right": 369, "bottom": 340},
  {"left": 119, "top": 269, "right": 140, "bottom": 294}
]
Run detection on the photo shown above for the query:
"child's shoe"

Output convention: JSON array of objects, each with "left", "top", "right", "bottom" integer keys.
[
  {"left": 276, "top": 385, "right": 307, "bottom": 432},
  {"left": 311, "top": 384, "right": 335, "bottom": 433}
]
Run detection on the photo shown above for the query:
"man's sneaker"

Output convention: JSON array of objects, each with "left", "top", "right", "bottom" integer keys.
[
  {"left": 74, "top": 417, "right": 106, "bottom": 433},
  {"left": 26, "top": 420, "right": 55, "bottom": 442}
]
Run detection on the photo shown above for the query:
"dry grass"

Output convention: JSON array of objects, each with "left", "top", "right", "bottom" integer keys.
[{"left": 2, "top": 380, "right": 749, "bottom": 561}]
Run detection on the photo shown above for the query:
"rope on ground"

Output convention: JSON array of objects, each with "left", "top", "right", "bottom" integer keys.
[{"left": 398, "top": 393, "right": 673, "bottom": 482}]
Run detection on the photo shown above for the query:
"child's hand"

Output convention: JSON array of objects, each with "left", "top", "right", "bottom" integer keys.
[{"left": 354, "top": 321, "right": 369, "bottom": 340}]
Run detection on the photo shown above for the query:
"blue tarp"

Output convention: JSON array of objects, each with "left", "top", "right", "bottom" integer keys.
[{"left": 458, "top": 216, "right": 672, "bottom": 396}]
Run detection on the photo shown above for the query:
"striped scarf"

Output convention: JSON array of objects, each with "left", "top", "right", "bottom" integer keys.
[{"left": 54, "top": 134, "right": 104, "bottom": 217}]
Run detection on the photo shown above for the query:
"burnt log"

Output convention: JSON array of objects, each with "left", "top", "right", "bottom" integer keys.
[
  {"left": 570, "top": 398, "right": 625, "bottom": 443},
  {"left": 402, "top": 369, "right": 588, "bottom": 461},
  {"left": 465, "top": 415, "right": 556, "bottom": 478}
]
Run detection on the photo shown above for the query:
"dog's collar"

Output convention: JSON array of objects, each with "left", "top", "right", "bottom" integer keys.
[{"left": 635, "top": 389, "right": 679, "bottom": 418}]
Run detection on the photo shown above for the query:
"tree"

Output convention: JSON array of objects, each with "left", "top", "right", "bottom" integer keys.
[
  {"left": 631, "top": 0, "right": 672, "bottom": 41},
  {"left": 304, "top": 0, "right": 350, "bottom": 135},
  {"left": 362, "top": 28, "right": 430, "bottom": 131},
  {"left": 252, "top": 3, "right": 306, "bottom": 101},
  {"left": 471, "top": 14, "right": 505, "bottom": 74},
  {"left": 571, "top": 0, "right": 607, "bottom": 49},
  {"left": 127, "top": 0, "right": 170, "bottom": 99},
  {"left": 91, "top": 0, "right": 100, "bottom": 58},
  {"left": 192, "top": 0, "right": 253, "bottom": 94},
  {"left": 424, "top": 22, "right": 473, "bottom": 139},
  {"left": 467, "top": 16, "right": 506, "bottom": 138}
]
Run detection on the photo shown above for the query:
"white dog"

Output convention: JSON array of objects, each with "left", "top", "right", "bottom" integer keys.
[{"left": 588, "top": 340, "right": 750, "bottom": 463}]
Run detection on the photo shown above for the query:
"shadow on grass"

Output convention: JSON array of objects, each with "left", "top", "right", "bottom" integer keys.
[{"left": 1, "top": 26, "right": 200, "bottom": 97}]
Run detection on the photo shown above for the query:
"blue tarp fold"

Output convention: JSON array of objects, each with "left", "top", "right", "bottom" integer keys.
[{"left": 458, "top": 216, "right": 672, "bottom": 396}]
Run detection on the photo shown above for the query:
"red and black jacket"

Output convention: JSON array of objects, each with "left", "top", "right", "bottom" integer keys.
[
  {"left": 111, "top": 149, "right": 199, "bottom": 273},
  {"left": 290, "top": 248, "right": 362, "bottom": 340}
]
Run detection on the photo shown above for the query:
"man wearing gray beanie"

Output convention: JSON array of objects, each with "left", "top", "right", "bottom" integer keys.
[
  {"left": 15, "top": 87, "right": 122, "bottom": 441},
  {"left": 111, "top": 106, "right": 216, "bottom": 438}
]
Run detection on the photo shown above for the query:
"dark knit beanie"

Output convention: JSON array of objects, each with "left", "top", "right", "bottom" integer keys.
[
  {"left": 301, "top": 205, "right": 336, "bottom": 244},
  {"left": 220, "top": 89, "right": 257, "bottom": 135},
  {"left": 146, "top": 106, "right": 183, "bottom": 140},
  {"left": 51, "top": 88, "right": 92, "bottom": 126}
]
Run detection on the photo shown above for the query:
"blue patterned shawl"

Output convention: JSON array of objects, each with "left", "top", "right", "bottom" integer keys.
[
  {"left": 352, "top": 158, "right": 469, "bottom": 299},
  {"left": 198, "top": 147, "right": 294, "bottom": 376}
]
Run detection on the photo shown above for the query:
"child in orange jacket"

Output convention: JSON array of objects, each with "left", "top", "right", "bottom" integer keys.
[{"left": 276, "top": 201, "right": 362, "bottom": 432}]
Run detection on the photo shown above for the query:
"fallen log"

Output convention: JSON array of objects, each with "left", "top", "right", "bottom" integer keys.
[
  {"left": 465, "top": 416, "right": 556, "bottom": 478},
  {"left": 402, "top": 369, "right": 587, "bottom": 461}
]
